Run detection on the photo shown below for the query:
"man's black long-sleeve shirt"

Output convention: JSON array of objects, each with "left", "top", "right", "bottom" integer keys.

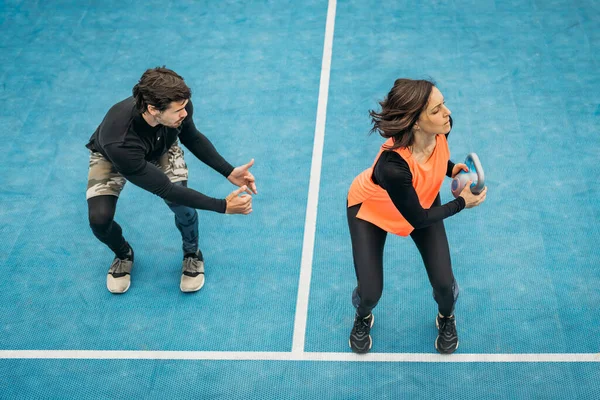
[{"left": 86, "top": 97, "right": 234, "bottom": 213}]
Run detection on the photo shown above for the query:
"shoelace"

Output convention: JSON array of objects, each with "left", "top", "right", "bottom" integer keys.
[
  {"left": 183, "top": 256, "right": 202, "bottom": 274},
  {"left": 110, "top": 258, "right": 131, "bottom": 275},
  {"left": 353, "top": 315, "right": 371, "bottom": 334},
  {"left": 440, "top": 317, "right": 456, "bottom": 336}
]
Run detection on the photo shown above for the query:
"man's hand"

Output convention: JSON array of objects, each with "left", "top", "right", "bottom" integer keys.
[
  {"left": 228, "top": 159, "right": 258, "bottom": 195},
  {"left": 451, "top": 163, "right": 468, "bottom": 178},
  {"left": 225, "top": 186, "right": 253, "bottom": 215}
]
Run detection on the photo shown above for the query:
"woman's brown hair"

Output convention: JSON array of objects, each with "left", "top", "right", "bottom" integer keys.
[{"left": 369, "top": 79, "right": 435, "bottom": 150}]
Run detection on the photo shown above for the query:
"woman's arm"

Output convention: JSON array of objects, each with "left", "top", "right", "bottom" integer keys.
[{"left": 373, "top": 151, "right": 465, "bottom": 229}]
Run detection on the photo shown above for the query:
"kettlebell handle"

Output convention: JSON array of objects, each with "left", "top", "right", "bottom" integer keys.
[{"left": 450, "top": 153, "right": 485, "bottom": 198}]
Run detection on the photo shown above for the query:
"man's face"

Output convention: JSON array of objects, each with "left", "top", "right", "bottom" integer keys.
[{"left": 152, "top": 99, "right": 189, "bottom": 128}]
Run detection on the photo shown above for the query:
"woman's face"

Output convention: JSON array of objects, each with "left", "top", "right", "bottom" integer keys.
[{"left": 417, "top": 86, "right": 452, "bottom": 135}]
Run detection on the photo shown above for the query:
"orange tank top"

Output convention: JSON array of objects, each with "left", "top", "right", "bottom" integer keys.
[{"left": 347, "top": 134, "right": 450, "bottom": 236}]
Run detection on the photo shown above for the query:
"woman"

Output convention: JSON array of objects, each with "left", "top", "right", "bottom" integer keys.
[{"left": 347, "top": 79, "right": 487, "bottom": 354}]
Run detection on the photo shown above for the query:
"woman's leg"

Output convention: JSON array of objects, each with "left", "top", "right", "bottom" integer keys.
[
  {"left": 347, "top": 203, "right": 388, "bottom": 317},
  {"left": 409, "top": 195, "right": 458, "bottom": 316},
  {"left": 346, "top": 202, "right": 387, "bottom": 353},
  {"left": 409, "top": 194, "right": 459, "bottom": 353}
]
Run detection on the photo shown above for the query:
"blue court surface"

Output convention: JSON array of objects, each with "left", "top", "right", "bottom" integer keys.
[{"left": 1, "top": 0, "right": 599, "bottom": 398}]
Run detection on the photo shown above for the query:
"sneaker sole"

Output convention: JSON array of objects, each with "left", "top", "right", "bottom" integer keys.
[
  {"left": 349, "top": 337, "right": 372, "bottom": 353},
  {"left": 107, "top": 276, "right": 130, "bottom": 294},
  {"left": 180, "top": 275, "right": 205, "bottom": 293},
  {"left": 349, "top": 314, "right": 375, "bottom": 353},
  {"left": 435, "top": 337, "right": 459, "bottom": 354}
]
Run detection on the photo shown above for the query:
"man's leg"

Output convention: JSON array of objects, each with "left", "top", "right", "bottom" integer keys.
[
  {"left": 164, "top": 181, "right": 199, "bottom": 256},
  {"left": 87, "top": 195, "right": 130, "bottom": 258},
  {"left": 158, "top": 142, "right": 204, "bottom": 292},
  {"left": 86, "top": 151, "right": 133, "bottom": 293}
]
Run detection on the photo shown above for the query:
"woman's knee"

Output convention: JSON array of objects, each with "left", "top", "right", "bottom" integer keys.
[
  {"left": 433, "top": 280, "right": 459, "bottom": 304},
  {"left": 353, "top": 285, "right": 383, "bottom": 310}
]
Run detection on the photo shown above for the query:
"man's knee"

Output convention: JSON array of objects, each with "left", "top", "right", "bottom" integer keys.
[
  {"left": 167, "top": 202, "right": 197, "bottom": 221},
  {"left": 88, "top": 198, "right": 116, "bottom": 230},
  {"left": 88, "top": 208, "right": 114, "bottom": 230}
]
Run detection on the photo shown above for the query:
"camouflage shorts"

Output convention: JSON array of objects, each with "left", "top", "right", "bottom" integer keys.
[{"left": 86, "top": 140, "right": 188, "bottom": 199}]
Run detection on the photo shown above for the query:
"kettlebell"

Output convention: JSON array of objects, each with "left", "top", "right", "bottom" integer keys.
[{"left": 451, "top": 153, "right": 485, "bottom": 198}]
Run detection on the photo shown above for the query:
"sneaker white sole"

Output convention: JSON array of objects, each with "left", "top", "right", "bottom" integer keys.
[
  {"left": 348, "top": 314, "right": 375, "bottom": 353},
  {"left": 106, "top": 275, "right": 130, "bottom": 294},
  {"left": 435, "top": 316, "right": 459, "bottom": 353},
  {"left": 348, "top": 337, "right": 372, "bottom": 352},
  {"left": 435, "top": 337, "right": 459, "bottom": 353},
  {"left": 180, "top": 275, "right": 205, "bottom": 293}
]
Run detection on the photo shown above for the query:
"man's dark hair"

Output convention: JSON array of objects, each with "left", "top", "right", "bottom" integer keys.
[
  {"left": 132, "top": 66, "right": 192, "bottom": 113},
  {"left": 369, "top": 78, "right": 435, "bottom": 150}
]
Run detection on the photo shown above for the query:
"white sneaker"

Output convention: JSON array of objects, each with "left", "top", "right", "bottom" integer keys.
[
  {"left": 106, "top": 249, "right": 134, "bottom": 294},
  {"left": 180, "top": 252, "right": 205, "bottom": 292}
]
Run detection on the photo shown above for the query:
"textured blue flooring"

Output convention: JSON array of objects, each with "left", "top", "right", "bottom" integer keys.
[
  {"left": 1, "top": 360, "right": 600, "bottom": 399},
  {"left": 307, "top": 0, "right": 600, "bottom": 355},
  {"left": 0, "top": 0, "right": 326, "bottom": 352},
  {"left": 1, "top": 0, "right": 599, "bottom": 398}
]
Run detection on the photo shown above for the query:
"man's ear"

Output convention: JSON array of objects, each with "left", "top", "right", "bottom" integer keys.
[{"left": 147, "top": 104, "right": 159, "bottom": 116}]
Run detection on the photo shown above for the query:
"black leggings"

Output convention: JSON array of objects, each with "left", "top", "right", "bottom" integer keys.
[
  {"left": 88, "top": 195, "right": 130, "bottom": 259},
  {"left": 88, "top": 181, "right": 199, "bottom": 259},
  {"left": 347, "top": 195, "right": 459, "bottom": 318}
]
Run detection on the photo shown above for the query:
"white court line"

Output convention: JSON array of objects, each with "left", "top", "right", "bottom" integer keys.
[
  {"left": 1, "top": 350, "right": 598, "bottom": 363},
  {"left": 291, "top": 0, "right": 337, "bottom": 354}
]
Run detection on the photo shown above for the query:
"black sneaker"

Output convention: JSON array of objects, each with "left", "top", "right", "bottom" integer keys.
[
  {"left": 435, "top": 314, "right": 459, "bottom": 354},
  {"left": 349, "top": 313, "right": 374, "bottom": 354}
]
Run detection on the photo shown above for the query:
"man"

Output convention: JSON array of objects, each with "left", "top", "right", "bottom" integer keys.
[{"left": 86, "top": 66, "right": 257, "bottom": 294}]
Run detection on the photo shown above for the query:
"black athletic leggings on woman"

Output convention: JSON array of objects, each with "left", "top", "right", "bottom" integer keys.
[{"left": 347, "top": 194, "right": 459, "bottom": 318}]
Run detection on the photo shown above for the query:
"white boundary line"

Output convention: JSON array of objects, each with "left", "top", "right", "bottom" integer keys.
[
  {"left": 1, "top": 351, "right": 598, "bottom": 362},
  {"left": 291, "top": 0, "right": 337, "bottom": 353},
  {"left": 6, "top": 0, "right": 596, "bottom": 366}
]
